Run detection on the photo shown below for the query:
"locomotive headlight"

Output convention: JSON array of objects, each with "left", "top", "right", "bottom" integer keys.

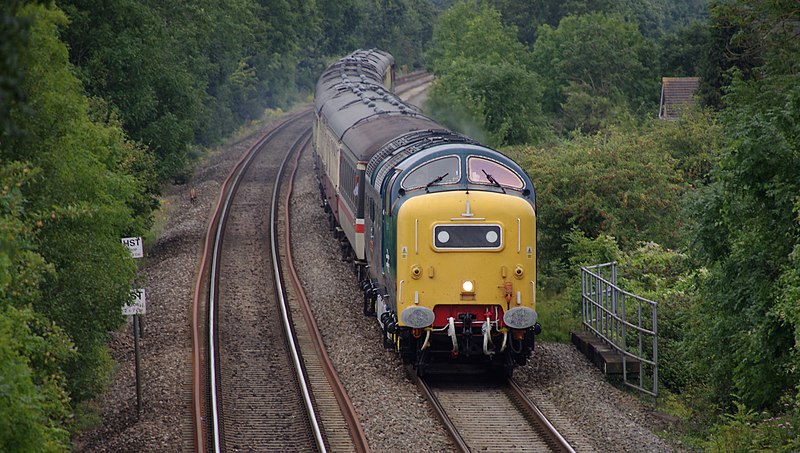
[{"left": 462, "top": 280, "right": 475, "bottom": 293}]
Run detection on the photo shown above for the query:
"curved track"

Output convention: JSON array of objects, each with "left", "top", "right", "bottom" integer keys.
[{"left": 190, "top": 110, "right": 368, "bottom": 452}]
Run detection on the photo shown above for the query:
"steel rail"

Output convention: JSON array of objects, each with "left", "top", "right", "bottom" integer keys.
[
  {"left": 508, "top": 378, "right": 576, "bottom": 453},
  {"left": 409, "top": 366, "right": 576, "bottom": 453},
  {"left": 191, "top": 109, "right": 311, "bottom": 452},
  {"left": 407, "top": 367, "right": 471, "bottom": 453},
  {"left": 270, "top": 129, "right": 328, "bottom": 452},
  {"left": 209, "top": 114, "right": 308, "bottom": 452},
  {"left": 283, "top": 135, "right": 371, "bottom": 452}
]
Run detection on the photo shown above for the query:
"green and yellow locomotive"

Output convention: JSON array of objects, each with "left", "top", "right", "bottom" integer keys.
[{"left": 313, "top": 50, "right": 539, "bottom": 376}]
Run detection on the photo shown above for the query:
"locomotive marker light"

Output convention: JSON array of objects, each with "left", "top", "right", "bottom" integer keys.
[
  {"left": 461, "top": 280, "right": 476, "bottom": 300},
  {"left": 461, "top": 280, "right": 474, "bottom": 293}
]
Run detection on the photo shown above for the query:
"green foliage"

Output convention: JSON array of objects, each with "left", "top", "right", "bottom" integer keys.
[
  {"left": 517, "top": 125, "right": 686, "bottom": 274},
  {"left": 1, "top": 164, "right": 74, "bottom": 451},
  {"left": 37, "top": 205, "right": 136, "bottom": 400},
  {"left": 658, "top": 20, "right": 712, "bottom": 77},
  {"left": 704, "top": 396, "right": 800, "bottom": 452},
  {"left": 427, "top": 60, "right": 548, "bottom": 146},
  {"left": 686, "top": 0, "right": 800, "bottom": 411},
  {"left": 648, "top": 108, "right": 722, "bottom": 187},
  {"left": 492, "top": 0, "right": 709, "bottom": 45},
  {"left": 355, "top": 0, "right": 436, "bottom": 70},
  {"left": 425, "top": 1, "right": 548, "bottom": 145},
  {"left": 565, "top": 230, "right": 621, "bottom": 269},
  {"left": 1, "top": 0, "right": 42, "bottom": 139},
  {"left": 426, "top": 1, "right": 528, "bottom": 74},
  {"left": 531, "top": 13, "right": 658, "bottom": 133},
  {"left": 0, "top": 308, "right": 72, "bottom": 452},
  {"left": 535, "top": 290, "right": 580, "bottom": 342},
  {"left": 2, "top": 3, "right": 145, "bottom": 405}
]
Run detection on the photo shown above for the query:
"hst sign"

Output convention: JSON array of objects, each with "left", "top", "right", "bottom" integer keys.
[
  {"left": 122, "top": 236, "right": 143, "bottom": 258},
  {"left": 122, "top": 288, "right": 146, "bottom": 315}
]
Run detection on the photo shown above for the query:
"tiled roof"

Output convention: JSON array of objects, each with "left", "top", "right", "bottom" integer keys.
[{"left": 659, "top": 77, "right": 700, "bottom": 119}]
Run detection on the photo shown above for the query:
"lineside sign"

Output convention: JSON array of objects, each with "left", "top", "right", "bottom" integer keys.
[
  {"left": 122, "top": 288, "right": 146, "bottom": 315},
  {"left": 122, "top": 236, "right": 144, "bottom": 258}
]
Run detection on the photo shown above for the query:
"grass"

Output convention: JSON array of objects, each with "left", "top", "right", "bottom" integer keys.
[{"left": 536, "top": 288, "right": 582, "bottom": 342}]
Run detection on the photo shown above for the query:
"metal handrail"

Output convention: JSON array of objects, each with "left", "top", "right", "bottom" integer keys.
[{"left": 581, "top": 262, "right": 658, "bottom": 397}]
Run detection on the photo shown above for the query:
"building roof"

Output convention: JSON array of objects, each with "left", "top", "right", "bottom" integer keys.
[{"left": 659, "top": 77, "right": 700, "bottom": 119}]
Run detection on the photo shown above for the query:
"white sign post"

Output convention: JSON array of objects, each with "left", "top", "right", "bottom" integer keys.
[
  {"left": 121, "top": 232, "right": 145, "bottom": 417},
  {"left": 122, "top": 288, "right": 146, "bottom": 416}
]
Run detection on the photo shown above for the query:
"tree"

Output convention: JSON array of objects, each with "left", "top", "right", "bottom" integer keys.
[
  {"left": 426, "top": 1, "right": 528, "bottom": 75},
  {"left": 425, "top": 1, "right": 547, "bottom": 145},
  {"left": 4, "top": 3, "right": 150, "bottom": 401},
  {"left": 518, "top": 125, "right": 686, "bottom": 269},
  {"left": 687, "top": 0, "right": 800, "bottom": 410},
  {"left": 658, "top": 20, "right": 712, "bottom": 77},
  {"left": 0, "top": 158, "right": 74, "bottom": 453},
  {"left": 531, "top": 13, "right": 658, "bottom": 133}
]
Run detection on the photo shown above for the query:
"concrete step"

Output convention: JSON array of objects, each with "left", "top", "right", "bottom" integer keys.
[{"left": 571, "top": 331, "right": 640, "bottom": 375}]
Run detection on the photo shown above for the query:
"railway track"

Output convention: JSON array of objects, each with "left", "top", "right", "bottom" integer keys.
[
  {"left": 191, "top": 73, "right": 583, "bottom": 453},
  {"left": 411, "top": 368, "right": 576, "bottom": 453},
  {"left": 190, "top": 109, "right": 368, "bottom": 452}
]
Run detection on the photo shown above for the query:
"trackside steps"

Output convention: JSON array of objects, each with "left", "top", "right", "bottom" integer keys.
[{"left": 571, "top": 331, "right": 640, "bottom": 375}]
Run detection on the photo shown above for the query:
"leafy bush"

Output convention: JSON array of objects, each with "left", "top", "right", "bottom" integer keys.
[{"left": 704, "top": 396, "right": 800, "bottom": 452}]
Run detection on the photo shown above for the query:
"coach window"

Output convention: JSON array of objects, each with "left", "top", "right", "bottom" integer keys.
[
  {"left": 467, "top": 157, "right": 524, "bottom": 189},
  {"left": 401, "top": 156, "right": 460, "bottom": 190}
]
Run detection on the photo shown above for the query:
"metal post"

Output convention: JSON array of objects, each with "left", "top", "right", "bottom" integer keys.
[{"left": 134, "top": 315, "right": 142, "bottom": 417}]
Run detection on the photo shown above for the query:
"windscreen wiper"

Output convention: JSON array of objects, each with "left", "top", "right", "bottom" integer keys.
[
  {"left": 482, "top": 169, "right": 506, "bottom": 193},
  {"left": 425, "top": 172, "right": 449, "bottom": 192}
]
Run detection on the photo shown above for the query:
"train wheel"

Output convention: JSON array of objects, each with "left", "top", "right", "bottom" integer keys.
[{"left": 382, "top": 323, "right": 391, "bottom": 349}]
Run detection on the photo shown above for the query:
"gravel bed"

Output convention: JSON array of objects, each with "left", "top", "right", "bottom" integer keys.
[{"left": 74, "top": 106, "right": 682, "bottom": 452}]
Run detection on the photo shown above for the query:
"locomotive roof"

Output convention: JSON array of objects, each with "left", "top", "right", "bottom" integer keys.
[{"left": 315, "top": 49, "right": 441, "bottom": 161}]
